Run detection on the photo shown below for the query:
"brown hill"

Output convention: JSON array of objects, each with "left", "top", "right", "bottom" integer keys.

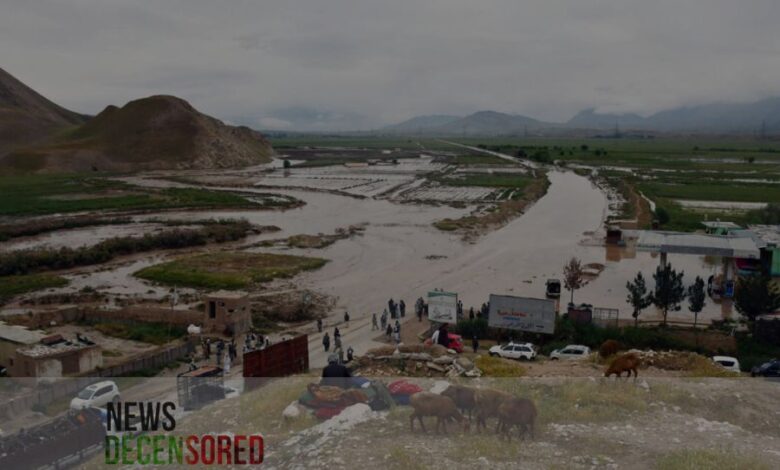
[
  {"left": 0, "top": 67, "right": 87, "bottom": 155},
  {"left": 2, "top": 95, "right": 274, "bottom": 172}
]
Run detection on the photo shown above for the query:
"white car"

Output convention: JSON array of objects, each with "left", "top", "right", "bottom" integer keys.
[
  {"left": 489, "top": 342, "right": 537, "bottom": 361},
  {"left": 70, "top": 381, "right": 120, "bottom": 410},
  {"left": 712, "top": 356, "right": 741, "bottom": 373},
  {"left": 550, "top": 345, "right": 591, "bottom": 360}
]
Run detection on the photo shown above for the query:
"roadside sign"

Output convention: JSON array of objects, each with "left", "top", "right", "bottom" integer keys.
[
  {"left": 488, "top": 294, "right": 556, "bottom": 334},
  {"left": 427, "top": 290, "right": 458, "bottom": 324}
]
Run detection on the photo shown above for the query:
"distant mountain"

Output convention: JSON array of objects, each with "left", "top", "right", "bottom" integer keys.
[
  {"left": 568, "top": 98, "right": 780, "bottom": 133},
  {"left": 249, "top": 106, "right": 378, "bottom": 132},
  {"left": 2, "top": 95, "right": 273, "bottom": 172},
  {"left": 383, "top": 110, "right": 558, "bottom": 136},
  {"left": 0, "top": 67, "right": 87, "bottom": 156},
  {"left": 381, "top": 114, "right": 461, "bottom": 133}
]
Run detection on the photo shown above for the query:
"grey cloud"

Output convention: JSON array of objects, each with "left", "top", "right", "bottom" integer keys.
[{"left": 1, "top": 0, "right": 779, "bottom": 130}]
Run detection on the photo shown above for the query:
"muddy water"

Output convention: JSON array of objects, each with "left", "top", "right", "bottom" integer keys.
[
  {"left": 283, "top": 170, "right": 731, "bottom": 329},
  {"left": 0, "top": 223, "right": 185, "bottom": 252}
]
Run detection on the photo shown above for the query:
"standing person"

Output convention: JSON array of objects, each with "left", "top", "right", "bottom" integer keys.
[
  {"left": 336, "top": 346, "right": 345, "bottom": 364},
  {"left": 394, "top": 320, "right": 401, "bottom": 335},
  {"left": 381, "top": 310, "right": 388, "bottom": 330},
  {"left": 347, "top": 346, "right": 354, "bottom": 362},
  {"left": 334, "top": 334, "right": 342, "bottom": 350},
  {"left": 204, "top": 338, "right": 211, "bottom": 360},
  {"left": 388, "top": 299, "right": 395, "bottom": 319},
  {"left": 399, "top": 300, "right": 406, "bottom": 318},
  {"left": 317, "top": 318, "right": 323, "bottom": 333},
  {"left": 371, "top": 313, "right": 379, "bottom": 331},
  {"left": 188, "top": 355, "right": 197, "bottom": 372},
  {"left": 321, "top": 354, "right": 351, "bottom": 388},
  {"left": 393, "top": 329, "right": 400, "bottom": 345},
  {"left": 344, "top": 311, "right": 350, "bottom": 326},
  {"left": 472, "top": 335, "right": 479, "bottom": 353},
  {"left": 322, "top": 332, "right": 330, "bottom": 352},
  {"left": 223, "top": 351, "right": 231, "bottom": 374},
  {"left": 216, "top": 343, "right": 223, "bottom": 367},
  {"left": 334, "top": 327, "right": 341, "bottom": 342},
  {"left": 437, "top": 324, "right": 450, "bottom": 349},
  {"left": 385, "top": 323, "right": 392, "bottom": 340}
]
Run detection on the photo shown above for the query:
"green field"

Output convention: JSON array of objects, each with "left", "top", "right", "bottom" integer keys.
[
  {"left": 0, "top": 274, "right": 68, "bottom": 302},
  {"left": 134, "top": 252, "right": 328, "bottom": 289},
  {"left": 0, "top": 174, "right": 281, "bottom": 216}
]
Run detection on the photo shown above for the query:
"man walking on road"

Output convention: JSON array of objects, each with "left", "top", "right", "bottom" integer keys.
[
  {"left": 372, "top": 313, "right": 378, "bottom": 330},
  {"left": 323, "top": 332, "right": 330, "bottom": 352},
  {"left": 317, "top": 318, "right": 323, "bottom": 333},
  {"left": 381, "top": 310, "right": 388, "bottom": 330},
  {"left": 399, "top": 299, "right": 406, "bottom": 318},
  {"left": 344, "top": 311, "right": 350, "bottom": 326}
]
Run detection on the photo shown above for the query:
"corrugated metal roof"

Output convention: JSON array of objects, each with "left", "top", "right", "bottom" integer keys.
[
  {"left": 636, "top": 231, "right": 761, "bottom": 258},
  {"left": 0, "top": 323, "right": 46, "bottom": 345}
]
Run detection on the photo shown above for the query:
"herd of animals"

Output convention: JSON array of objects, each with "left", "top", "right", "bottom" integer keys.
[{"left": 407, "top": 346, "right": 642, "bottom": 440}]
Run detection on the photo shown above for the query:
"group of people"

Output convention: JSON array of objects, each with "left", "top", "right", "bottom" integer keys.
[
  {"left": 322, "top": 326, "right": 354, "bottom": 365},
  {"left": 202, "top": 337, "right": 241, "bottom": 373}
]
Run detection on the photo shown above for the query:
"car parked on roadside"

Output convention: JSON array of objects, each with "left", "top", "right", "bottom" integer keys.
[
  {"left": 751, "top": 359, "right": 780, "bottom": 377},
  {"left": 550, "top": 345, "right": 591, "bottom": 360},
  {"left": 712, "top": 355, "right": 741, "bottom": 373},
  {"left": 489, "top": 342, "right": 537, "bottom": 361},
  {"left": 70, "top": 381, "right": 120, "bottom": 410}
]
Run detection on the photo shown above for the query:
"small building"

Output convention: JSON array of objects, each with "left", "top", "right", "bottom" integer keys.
[
  {"left": 204, "top": 291, "right": 251, "bottom": 337},
  {"left": 0, "top": 322, "right": 46, "bottom": 370},
  {"left": 702, "top": 221, "right": 742, "bottom": 236},
  {"left": 10, "top": 334, "right": 102, "bottom": 378},
  {"left": 746, "top": 225, "right": 780, "bottom": 277}
]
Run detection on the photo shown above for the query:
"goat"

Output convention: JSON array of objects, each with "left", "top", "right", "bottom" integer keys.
[
  {"left": 409, "top": 392, "right": 468, "bottom": 434},
  {"left": 604, "top": 353, "right": 641, "bottom": 380},
  {"left": 497, "top": 397, "right": 537, "bottom": 441}
]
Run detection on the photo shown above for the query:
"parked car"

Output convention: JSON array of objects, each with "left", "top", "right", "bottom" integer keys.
[
  {"left": 712, "top": 355, "right": 741, "bottom": 373},
  {"left": 550, "top": 345, "right": 591, "bottom": 360},
  {"left": 489, "top": 342, "right": 537, "bottom": 361},
  {"left": 751, "top": 359, "right": 780, "bottom": 377},
  {"left": 70, "top": 381, "right": 120, "bottom": 410},
  {"left": 545, "top": 279, "right": 561, "bottom": 298}
]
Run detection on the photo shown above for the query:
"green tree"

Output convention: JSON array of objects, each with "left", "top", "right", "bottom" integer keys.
[
  {"left": 626, "top": 272, "right": 653, "bottom": 327},
  {"left": 687, "top": 276, "right": 706, "bottom": 329},
  {"left": 651, "top": 263, "right": 686, "bottom": 327},
  {"left": 655, "top": 207, "right": 670, "bottom": 226},
  {"left": 563, "top": 257, "right": 585, "bottom": 305},
  {"left": 734, "top": 275, "right": 780, "bottom": 333}
]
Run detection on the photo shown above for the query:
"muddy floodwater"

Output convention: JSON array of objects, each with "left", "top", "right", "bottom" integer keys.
[{"left": 5, "top": 168, "right": 734, "bottom": 327}]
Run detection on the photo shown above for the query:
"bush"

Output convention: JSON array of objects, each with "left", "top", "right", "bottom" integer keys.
[{"left": 454, "top": 318, "right": 489, "bottom": 338}]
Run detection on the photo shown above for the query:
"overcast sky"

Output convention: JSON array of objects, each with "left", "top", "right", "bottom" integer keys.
[{"left": 3, "top": 0, "right": 780, "bottom": 130}]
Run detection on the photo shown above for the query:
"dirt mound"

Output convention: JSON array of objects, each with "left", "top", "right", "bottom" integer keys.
[
  {"left": 0, "top": 67, "right": 87, "bottom": 156},
  {"left": 1, "top": 95, "right": 273, "bottom": 172},
  {"left": 629, "top": 349, "right": 737, "bottom": 376},
  {"left": 367, "top": 343, "right": 448, "bottom": 358}
]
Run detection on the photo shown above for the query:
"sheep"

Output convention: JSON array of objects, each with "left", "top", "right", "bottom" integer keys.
[
  {"left": 409, "top": 392, "right": 468, "bottom": 434},
  {"left": 599, "top": 339, "right": 624, "bottom": 359},
  {"left": 441, "top": 384, "right": 477, "bottom": 420},
  {"left": 496, "top": 397, "right": 537, "bottom": 441},
  {"left": 604, "top": 352, "right": 641, "bottom": 380},
  {"left": 473, "top": 388, "right": 512, "bottom": 433}
]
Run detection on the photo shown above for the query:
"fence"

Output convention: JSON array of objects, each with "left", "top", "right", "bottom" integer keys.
[
  {"left": 0, "top": 340, "right": 194, "bottom": 420},
  {"left": 593, "top": 307, "right": 619, "bottom": 328},
  {"left": 244, "top": 335, "right": 309, "bottom": 389}
]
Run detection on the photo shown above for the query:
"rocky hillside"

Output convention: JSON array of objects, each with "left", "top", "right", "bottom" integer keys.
[
  {"left": 2, "top": 95, "right": 274, "bottom": 172},
  {"left": 0, "top": 67, "right": 87, "bottom": 155}
]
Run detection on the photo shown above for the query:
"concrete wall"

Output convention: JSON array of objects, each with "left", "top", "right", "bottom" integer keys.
[{"left": 78, "top": 346, "right": 103, "bottom": 373}]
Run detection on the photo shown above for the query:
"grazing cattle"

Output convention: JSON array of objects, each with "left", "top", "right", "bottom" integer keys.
[
  {"left": 599, "top": 339, "right": 624, "bottom": 359},
  {"left": 605, "top": 353, "right": 641, "bottom": 379},
  {"left": 441, "top": 384, "right": 477, "bottom": 420},
  {"left": 497, "top": 397, "right": 537, "bottom": 441},
  {"left": 409, "top": 392, "right": 468, "bottom": 434},
  {"left": 473, "top": 388, "right": 512, "bottom": 433}
]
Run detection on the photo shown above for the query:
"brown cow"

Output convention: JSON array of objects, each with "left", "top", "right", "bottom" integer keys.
[
  {"left": 441, "top": 384, "right": 477, "bottom": 420},
  {"left": 473, "top": 388, "right": 512, "bottom": 433},
  {"left": 604, "top": 353, "right": 641, "bottom": 380}
]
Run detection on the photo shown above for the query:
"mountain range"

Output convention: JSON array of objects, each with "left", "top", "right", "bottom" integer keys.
[
  {"left": 383, "top": 98, "right": 780, "bottom": 136},
  {"left": 0, "top": 67, "right": 273, "bottom": 173}
]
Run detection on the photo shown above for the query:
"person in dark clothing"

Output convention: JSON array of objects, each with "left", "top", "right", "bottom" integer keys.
[
  {"left": 399, "top": 300, "right": 406, "bottom": 317},
  {"left": 347, "top": 346, "right": 354, "bottom": 362},
  {"left": 344, "top": 311, "right": 350, "bottom": 325},
  {"left": 334, "top": 327, "right": 341, "bottom": 341},
  {"left": 321, "top": 354, "right": 352, "bottom": 388},
  {"left": 388, "top": 299, "right": 395, "bottom": 319},
  {"left": 385, "top": 323, "right": 392, "bottom": 340},
  {"left": 469, "top": 309, "right": 475, "bottom": 320},
  {"left": 317, "top": 318, "right": 323, "bottom": 333},
  {"left": 472, "top": 335, "right": 479, "bottom": 353},
  {"left": 437, "top": 325, "right": 450, "bottom": 348},
  {"left": 323, "top": 332, "right": 330, "bottom": 352}
]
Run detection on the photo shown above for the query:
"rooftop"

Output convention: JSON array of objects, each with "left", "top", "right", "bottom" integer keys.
[
  {"left": 701, "top": 221, "right": 742, "bottom": 229},
  {"left": 747, "top": 225, "right": 780, "bottom": 247},
  {"left": 17, "top": 337, "right": 96, "bottom": 358},
  {"left": 206, "top": 290, "right": 249, "bottom": 300},
  {"left": 635, "top": 231, "right": 761, "bottom": 259},
  {"left": 0, "top": 323, "right": 46, "bottom": 345}
]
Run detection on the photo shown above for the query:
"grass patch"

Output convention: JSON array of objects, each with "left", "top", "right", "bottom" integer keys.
[
  {"left": 655, "top": 449, "right": 771, "bottom": 470},
  {"left": 134, "top": 252, "right": 328, "bottom": 289},
  {"left": 0, "top": 174, "right": 280, "bottom": 216},
  {"left": 640, "top": 181, "right": 780, "bottom": 203},
  {"left": 89, "top": 322, "right": 186, "bottom": 345},
  {"left": 0, "top": 273, "right": 68, "bottom": 301},
  {"left": 474, "top": 355, "right": 527, "bottom": 377}
]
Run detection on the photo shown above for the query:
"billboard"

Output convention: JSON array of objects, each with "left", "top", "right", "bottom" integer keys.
[
  {"left": 427, "top": 290, "right": 458, "bottom": 324},
  {"left": 488, "top": 294, "right": 556, "bottom": 334}
]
